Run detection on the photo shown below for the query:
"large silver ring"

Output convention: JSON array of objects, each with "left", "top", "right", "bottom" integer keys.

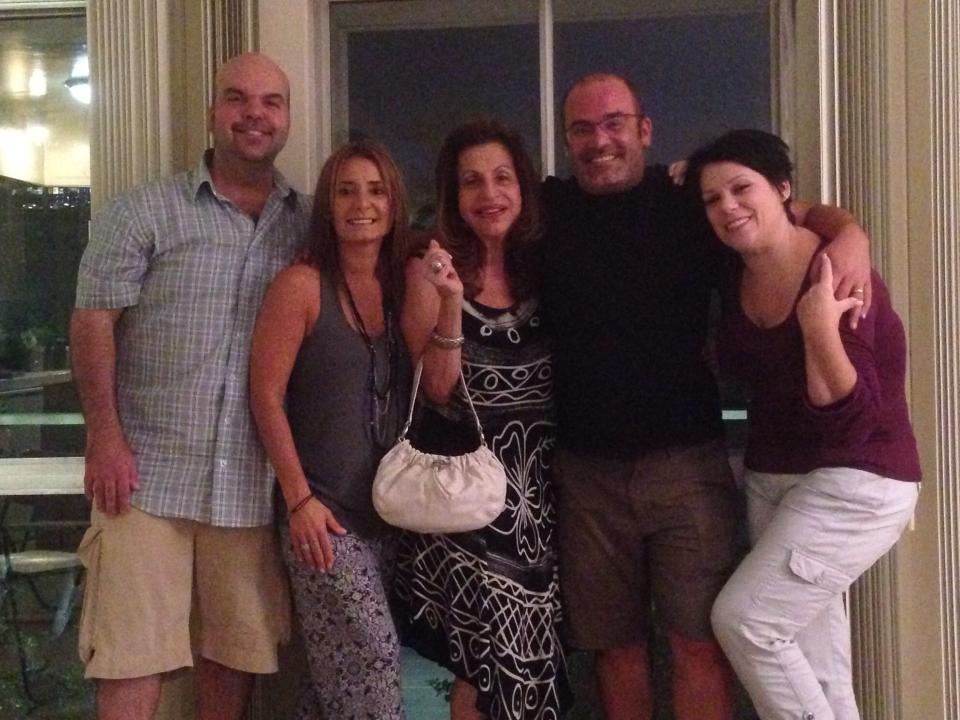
[
  {"left": 853, "top": 287, "right": 864, "bottom": 295},
  {"left": 430, "top": 259, "right": 445, "bottom": 274}
]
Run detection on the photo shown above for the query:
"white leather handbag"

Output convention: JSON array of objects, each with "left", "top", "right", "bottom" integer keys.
[{"left": 372, "top": 361, "right": 507, "bottom": 533}]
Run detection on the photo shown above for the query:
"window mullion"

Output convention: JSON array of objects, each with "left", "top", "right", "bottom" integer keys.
[
  {"left": 539, "top": 0, "right": 555, "bottom": 178},
  {"left": 318, "top": 0, "right": 334, "bottom": 161}
]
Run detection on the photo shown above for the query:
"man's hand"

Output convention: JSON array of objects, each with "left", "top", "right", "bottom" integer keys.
[
  {"left": 796, "top": 203, "right": 872, "bottom": 329},
  {"left": 84, "top": 434, "right": 139, "bottom": 515},
  {"left": 798, "top": 255, "right": 863, "bottom": 338},
  {"left": 668, "top": 159, "right": 688, "bottom": 186}
]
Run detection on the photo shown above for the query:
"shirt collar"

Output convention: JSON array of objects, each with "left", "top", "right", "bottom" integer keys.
[{"left": 189, "top": 148, "right": 296, "bottom": 202}]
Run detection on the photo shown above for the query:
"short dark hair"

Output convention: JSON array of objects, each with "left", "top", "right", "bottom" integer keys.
[
  {"left": 434, "top": 118, "right": 541, "bottom": 301},
  {"left": 561, "top": 72, "right": 646, "bottom": 125},
  {"left": 686, "top": 129, "right": 793, "bottom": 193},
  {"left": 303, "top": 139, "right": 410, "bottom": 307},
  {"left": 685, "top": 129, "right": 795, "bottom": 220}
]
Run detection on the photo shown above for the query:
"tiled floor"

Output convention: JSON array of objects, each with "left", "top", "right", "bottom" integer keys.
[
  {"left": 0, "top": 625, "right": 453, "bottom": 719},
  {"left": 0, "top": 602, "right": 754, "bottom": 719},
  {"left": 400, "top": 647, "right": 452, "bottom": 719}
]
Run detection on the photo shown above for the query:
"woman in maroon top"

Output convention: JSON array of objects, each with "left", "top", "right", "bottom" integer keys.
[{"left": 685, "top": 129, "right": 920, "bottom": 720}]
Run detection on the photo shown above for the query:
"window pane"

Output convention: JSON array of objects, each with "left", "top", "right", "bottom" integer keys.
[
  {"left": 0, "top": 12, "right": 88, "bottom": 460},
  {"left": 553, "top": 1, "right": 771, "bottom": 171},
  {"left": 330, "top": 0, "right": 540, "bottom": 225},
  {"left": 0, "top": 10, "right": 91, "bottom": 712}
]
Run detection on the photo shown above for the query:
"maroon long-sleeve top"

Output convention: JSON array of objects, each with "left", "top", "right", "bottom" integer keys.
[{"left": 719, "top": 267, "right": 921, "bottom": 483}]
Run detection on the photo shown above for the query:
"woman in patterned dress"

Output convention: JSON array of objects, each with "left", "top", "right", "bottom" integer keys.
[{"left": 395, "top": 119, "right": 570, "bottom": 719}]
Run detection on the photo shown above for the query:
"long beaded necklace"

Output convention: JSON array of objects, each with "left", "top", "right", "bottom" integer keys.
[{"left": 342, "top": 276, "right": 399, "bottom": 449}]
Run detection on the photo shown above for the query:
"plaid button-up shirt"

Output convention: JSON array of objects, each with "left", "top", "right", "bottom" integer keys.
[{"left": 75, "top": 152, "right": 310, "bottom": 527}]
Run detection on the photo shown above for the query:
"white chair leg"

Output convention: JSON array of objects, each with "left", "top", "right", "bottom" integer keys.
[{"left": 50, "top": 568, "right": 80, "bottom": 638}]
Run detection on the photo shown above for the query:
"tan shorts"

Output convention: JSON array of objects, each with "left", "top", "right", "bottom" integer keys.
[
  {"left": 77, "top": 506, "right": 290, "bottom": 680},
  {"left": 555, "top": 440, "right": 741, "bottom": 649}
]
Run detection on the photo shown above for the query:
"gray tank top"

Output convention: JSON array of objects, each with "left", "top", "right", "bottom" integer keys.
[{"left": 285, "top": 270, "right": 408, "bottom": 537}]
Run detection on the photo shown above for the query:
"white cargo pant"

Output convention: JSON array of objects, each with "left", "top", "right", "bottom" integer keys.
[{"left": 711, "top": 467, "right": 919, "bottom": 720}]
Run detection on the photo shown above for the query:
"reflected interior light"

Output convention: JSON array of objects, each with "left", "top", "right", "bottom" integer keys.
[
  {"left": 5, "top": 52, "right": 27, "bottom": 95},
  {"left": 26, "top": 124, "right": 49, "bottom": 144},
  {"left": 28, "top": 67, "right": 47, "bottom": 97},
  {"left": 65, "top": 54, "right": 90, "bottom": 104},
  {"left": 71, "top": 54, "right": 89, "bottom": 78},
  {"left": 0, "top": 126, "right": 42, "bottom": 183},
  {"left": 66, "top": 80, "right": 90, "bottom": 104}
]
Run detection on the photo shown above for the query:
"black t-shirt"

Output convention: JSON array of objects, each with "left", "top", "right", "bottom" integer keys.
[{"left": 539, "top": 165, "right": 728, "bottom": 457}]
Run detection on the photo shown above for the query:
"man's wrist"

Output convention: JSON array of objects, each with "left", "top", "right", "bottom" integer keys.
[{"left": 85, "top": 427, "right": 128, "bottom": 452}]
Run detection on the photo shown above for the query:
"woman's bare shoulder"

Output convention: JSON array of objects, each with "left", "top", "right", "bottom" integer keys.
[
  {"left": 274, "top": 261, "right": 321, "bottom": 289},
  {"left": 265, "top": 262, "right": 323, "bottom": 320}
]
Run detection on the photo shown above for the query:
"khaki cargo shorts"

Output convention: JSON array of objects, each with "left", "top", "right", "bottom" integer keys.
[{"left": 77, "top": 506, "right": 290, "bottom": 679}]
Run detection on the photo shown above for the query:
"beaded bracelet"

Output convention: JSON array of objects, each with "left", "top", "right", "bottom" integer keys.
[
  {"left": 430, "top": 329, "right": 465, "bottom": 350},
  {"left": 288, "top": 493, "right": 314, "bottom": 517}
]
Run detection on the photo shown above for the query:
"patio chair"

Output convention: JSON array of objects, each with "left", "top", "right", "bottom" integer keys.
[{"left": 0, "top": 500, "right": 85, "bottom": 705}]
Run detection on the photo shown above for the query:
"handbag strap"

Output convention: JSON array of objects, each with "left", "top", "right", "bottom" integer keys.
[{"left": 398, "top": 360, "right": 487, "bottom": 446}]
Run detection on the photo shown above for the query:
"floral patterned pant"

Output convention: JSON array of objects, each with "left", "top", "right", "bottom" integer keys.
[{"left": 280, "top": 528, "right": 404, "bottom": 720}]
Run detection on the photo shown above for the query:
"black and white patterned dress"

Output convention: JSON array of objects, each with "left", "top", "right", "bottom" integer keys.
[{"left": 395, "top": 296, "right": 571, "bottom": 719}]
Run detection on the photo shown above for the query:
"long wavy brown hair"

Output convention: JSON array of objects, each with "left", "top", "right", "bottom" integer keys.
[
  {"left": 303, "top": 139, "right": 411, "bottom": 308},
  {"left": 434, "top": 119, "right": 541, "bottom": 301}
]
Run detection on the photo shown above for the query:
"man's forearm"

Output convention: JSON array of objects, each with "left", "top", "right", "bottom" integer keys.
[
  {"left": 793, "top": 200, "right": 872, "bottom": 326},
  {"left": 69, "top": 308, "right": 127, "bottom": 444},
  {"left": 794, "top": 201, "right": 859, "bottom": 240}
]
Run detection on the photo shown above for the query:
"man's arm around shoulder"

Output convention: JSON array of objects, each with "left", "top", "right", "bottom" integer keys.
[
  {"left": 70, "top": 308, "right": 139, "bottom": 516},
  {"left": 794, "top": 201, "right": 872, "bottom": 328}
]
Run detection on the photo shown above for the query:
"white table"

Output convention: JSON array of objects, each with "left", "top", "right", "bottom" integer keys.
[
  {"left": 0, "top": 414, "right": 85, "bottom": 426},
  {"left": 0, "top": 457, "right": 85, "bottom": 495}
]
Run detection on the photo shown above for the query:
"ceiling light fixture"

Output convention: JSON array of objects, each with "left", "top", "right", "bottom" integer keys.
[{"left": 64, "top": 54, "right": 90, "bottom": 104}]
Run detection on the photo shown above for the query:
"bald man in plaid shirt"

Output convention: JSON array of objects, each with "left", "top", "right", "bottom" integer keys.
[{"left": 70, "top": 53, "right": 309, "bottom": 720}]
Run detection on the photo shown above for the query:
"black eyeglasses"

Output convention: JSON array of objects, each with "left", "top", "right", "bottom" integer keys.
[{"left": 565, "top": 113, "right": 643, "bottom": 141}]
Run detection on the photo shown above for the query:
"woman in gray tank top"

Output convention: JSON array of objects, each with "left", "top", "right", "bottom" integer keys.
[{"left": 250, "top": 140, "right": 412, "bottom": 720}]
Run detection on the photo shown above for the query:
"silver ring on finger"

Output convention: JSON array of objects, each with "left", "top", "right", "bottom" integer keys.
[
  {"left": 300, "top": 542, "right": 311, "bottom": 551},
  {"left": 853, "top": 287, "right": 864, "bottom": 295},
  {"left": 430, "top": 259, "right": 445, "bottom": 274}
]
